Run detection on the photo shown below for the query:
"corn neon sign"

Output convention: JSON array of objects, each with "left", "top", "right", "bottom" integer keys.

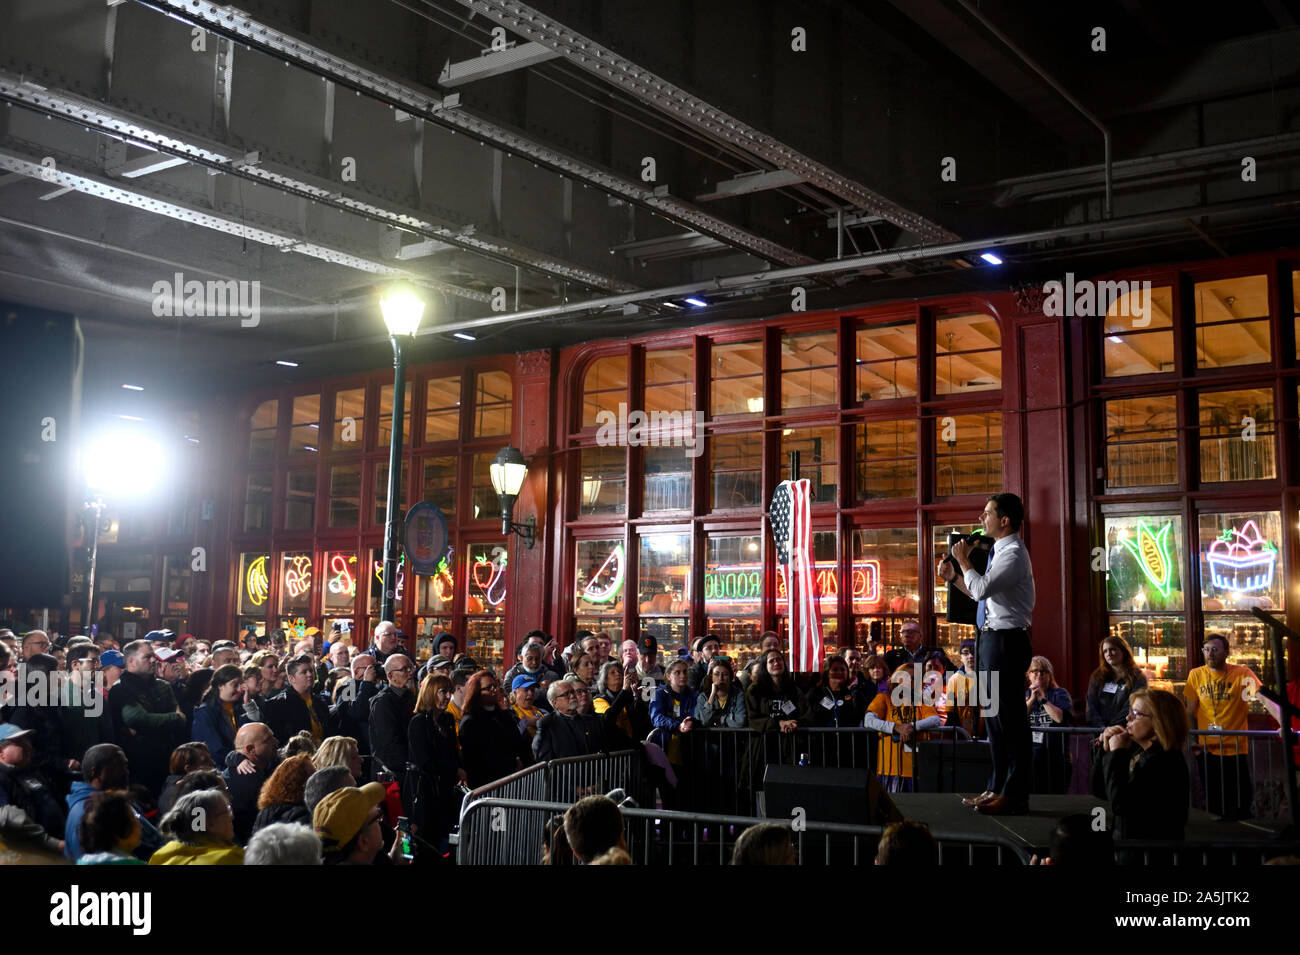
[{"left": 1118, "top": 521, "right": 1174, "bottom": 599}]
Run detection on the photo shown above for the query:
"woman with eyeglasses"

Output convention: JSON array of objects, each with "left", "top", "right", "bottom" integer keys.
[
  {"left": 1086, "top": 636, "right": 1148, "bottom": 728},
  {"left": 457, "top": 670, "right": 533, "bottom": 788},
  {"left": 1092, "top": 688, "right": 1189, "bottom": 862},
  {"left": 1026, "top": 655, "right": 1072, "bottom": 794}
]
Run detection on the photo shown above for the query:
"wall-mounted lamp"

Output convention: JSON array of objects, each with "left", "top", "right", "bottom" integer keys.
[{"left": 489, "top": 444, "right": 536, "bottom": 548}]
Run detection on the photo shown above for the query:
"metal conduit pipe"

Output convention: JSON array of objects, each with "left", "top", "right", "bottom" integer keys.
[
  {"left": 957, "top": 0, "right": 1113, "bottom": 220},
  {"left": 283, "top": 190, "right": 1300, "bottom": 354}
]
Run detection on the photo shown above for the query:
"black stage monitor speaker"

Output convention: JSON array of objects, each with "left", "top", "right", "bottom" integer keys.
[
  {"left": 0, "top": 305, "right": 82, "bottom": 608},
  {"left": 913, "top": 741, "right": 992, "bottom": 793},
  {"left": 762, "top": 765, "right": 902, "bottom": 826}
]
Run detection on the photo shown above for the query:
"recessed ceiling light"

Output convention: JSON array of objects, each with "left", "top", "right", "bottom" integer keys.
[
  {"left": 121, "top": 384, "right": 144, "bottom": 391},
  {"left": 453, "top": 332, "right": 476, "bottom": 341},
  {"left": 275, "top": 360, "right": 299, "bottom": 368},
  {"left": 980, "top": 252, "right": 1003, "bottom": 265}
]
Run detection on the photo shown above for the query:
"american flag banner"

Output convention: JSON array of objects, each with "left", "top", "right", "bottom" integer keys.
[{"left": 769, "top": 478, "right": 823, "bottom": 673}]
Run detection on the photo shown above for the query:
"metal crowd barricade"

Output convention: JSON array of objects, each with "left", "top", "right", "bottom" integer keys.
[
  {"left": 451, "top": 762, "right": 547, "bottom": 859},
  {"left": 456, "top": 796, "right": 1034, "bottom": 866},
  {"left": 545, "top": 749, "right": 643, "bottom": 804},
  {"left": 1114, "top": 838, "right": 1300, "bottom": 865}
]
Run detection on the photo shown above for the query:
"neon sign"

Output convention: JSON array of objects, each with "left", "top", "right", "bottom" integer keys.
[
  {"left": 432, "top": 547, "right": 455, "bottom": 604},
  {"left": 328, "top": 554, "right": 356, "bottom": 597},
  {"left": 1205, "top": 520, "right": 1278, "bottom": 593},
  {"left": 246, "top": 556, "right": 269, "bottom": 607},
  {"left": 374, "top": 554, "right": 405, "bottom": 602},
  {"left": 471, "top": 546, "right": 508, "bottom": 608},
  {"left": 1119, "top": 521, "right": 1174, "bottom": 598},
  {"left": 284, "top": 555, "right": 313, "bottom": 600},
  {"left": 703, "top": 561, "right": 881, "bottom": 605},
  {"left": 581, "top": 543, "right": 625, "bottom": 604}
]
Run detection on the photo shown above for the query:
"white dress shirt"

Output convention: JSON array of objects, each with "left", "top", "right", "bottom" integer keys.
[{"left": 963, "top": 532, "right": 1035, "bottom": 630}]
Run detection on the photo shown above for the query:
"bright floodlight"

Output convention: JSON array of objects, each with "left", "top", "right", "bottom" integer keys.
[
  {"left": 380, "top": 282, "right": 426, "bottom": 336},
  {"left": 84, "top": 430, "right": 165, "bottom": 497}
]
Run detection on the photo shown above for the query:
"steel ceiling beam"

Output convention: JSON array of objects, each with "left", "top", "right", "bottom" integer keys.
[
  {"left": 130, "top": 0, "right": 813, "bottom": 266},
  {"left": 0, "top": 67, "right": 635, "bottom": 294},
  {"left": 0, "top": 144, "right": 492, "bottom": 302},
  {"left": 439, "top": 41, "right": 560, "bottom": 86},
  {"left": 449, "top": 0, "right": 959, "bottom": 243}
]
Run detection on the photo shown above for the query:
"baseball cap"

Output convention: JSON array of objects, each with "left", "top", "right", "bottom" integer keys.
[
  {"left": 99, "top": 650, "right": 125, "bottom": 669},
  {"left": 155, "top": 647, "right": 184, "bottom": 663},
  {"left": 428, "top": 654, "right": 454, "bottom": 670},
  {"left": 511, "top": 673, "right": 540, "bottom": 692},
  {"left": 0, "top": 723, "right": 36, "bottom": 746},
  {"left": 313, "top": 782, "right": 387, "bottom": 851},
  {"left": 143, "top": 629, "right": 175, "bottom": 644},
  {"left": 639, "top": 636, "right": 659, "bottom": 655}
]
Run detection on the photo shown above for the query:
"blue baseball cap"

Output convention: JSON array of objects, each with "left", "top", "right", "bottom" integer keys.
[
  {"left": 100, "top": 650, "right": 125, "bottom": 668},
  {"left": 144, "top": 629, "right": 175, "bottom": 644},
  {"left": 0, "top": 723, "right": 35, "bottom": 745},
  {"left": 511, "top": 674, "right": 540, "bottom": 692}
]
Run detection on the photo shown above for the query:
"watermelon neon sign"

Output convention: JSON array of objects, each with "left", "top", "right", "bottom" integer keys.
[{"left": 581, "top": 543, "right": 625, "bottom": 604}]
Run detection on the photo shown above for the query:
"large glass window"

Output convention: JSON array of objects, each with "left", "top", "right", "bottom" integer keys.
[
  {"left": 579, "top": 446, "right": 626, "bottom": 516},
  {"left": 856, "top": 419, "right": 917, "bottom": 500},
  {"left": 780, "top": 427, "right": 837, "bottom": 503},
  {"left": 639, "top": 533, "right": 691, "bottom": 649},
  {"left": 1194, "top": 274, "right": 1270, "bottom": 368},
  {"left": 1104, "top": 395, "right": 1178, "bottom": 488},
  {"left": 1198, "top": 387, "right": 1276, "bottom": 483},
  {"left": 424, "top": 376, "right": 461, "bottom": 444},
  {"left": 421, "top": 456, "right": 456, "bottom": 519},
  {"left": 368, "top": 547, "right": 405, "bottom": 616},
  {"left": 934, "top": 413, "right": 1002, "bottom": 496},
  {"left": 781, "top": 330, "right": 837, "bottom": 409},
  {"left": 416, "top": 545, "right": 455, "bottom": 616},
  {"left": 711, "top": 340, "right": 763, "bottom": 416},
  {"left": 935, "top": 313, "right": 1000, "bottom": 395},
  {"left": 856, "top": 320, "right": 917, "bottom": 401},
  {"left": 645, "top": 347, "right": 694, "bottom": 416},
  {"left": 322, "top": 552, "right": 359, "bottom": 614},
  {"left": 289, "top": 395, "right": 320, "bottom": 454},
  {"left": 472, "top": 370, "right": 512, "bottom": 438},
  {"left": 704, "top": 533, "right": 762, "bottom": 663},
  {"left": 328, "top": 464, "right": 361, "bottom": 528},
  {"left": 643, "top": 446, "right": 692, "bottom": 513},
  {"left": 161, "top": 554, "right": 192, "bottom": 633},
  {"left": 583, "top": 355, "right": 627, "bottom": 428},
  {"left": 373, "top": 461, "right": 409, "bottom": 527},
  {"left": 932, "top": 524, "right": 976, "bottom": 654},
  {"left": 333, "top": 388, "right": 365, "bottom": 449},
  {"left": 378, "top": 382, "right": 413, "bottom": 447},
  {"left": 464, "top": 542, "right": 506, "bottom": 671},
  {"left": 249, "top": 400, "right": 278, "bottom": 462},
  {"left": 238, "top": 552, "right": 271, "bottom": 618},
  {"left": 850, "top": 527, "right": 918, "bottom": 654},
  {"left": 284, "top": 470, "right": 316, "bottom": 530},
  {"left": 470, "top": 452, "right": 498, "bottom": 520},
  {"left": 575, "top": 538, "right": 627, "bottom": 616},
  {"left": 1105, "top": 515, "right": 1187, "bottom": 688},
  {"left": 244, "top": 471, "right": 272, "bottom": 532},
  {"left": 1198, "top": 511, "right": 1283, "bottom": 614},
  {"left": 710, "top": 432, "right": 762, "bottom": 509},
  {"left": 1103, "top": 284, "right": 1174, "bottom": 378},
  {"left": 279, "top": 552, "right": 313, "bottom": 617}
]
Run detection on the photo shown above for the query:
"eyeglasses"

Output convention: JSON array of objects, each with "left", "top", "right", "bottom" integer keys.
[
  {"left": 552, "top": 690, "right": 576, "bottom": 700},
  {"left": 390, "top": 665, "right": 415, "bottom": 674},
  {"left": 1126, "top": 710, "right": 1151, "bottom": 721}
]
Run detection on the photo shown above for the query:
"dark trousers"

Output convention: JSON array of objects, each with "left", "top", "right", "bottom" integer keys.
[
  {"left": 1197, "top": 752, "right": 1253, "bottom": 820},
  {"left": 978, "top": 628, "right": 1032, "bottom": 803}
]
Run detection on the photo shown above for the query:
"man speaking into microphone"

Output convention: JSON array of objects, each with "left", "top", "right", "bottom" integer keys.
[{"left": 938, "top": 493, "right": 1035, "bottom": 816}]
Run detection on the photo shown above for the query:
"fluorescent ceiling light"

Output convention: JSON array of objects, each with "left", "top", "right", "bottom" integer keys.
[
  {"left": 275, "top": 360, "right": 299, "bottom": 367},
  {"left": 979, "top": 252, "right": 1003, "bottom": 265},
  {"left": 453, "top": 332, "right": 476, "bottom": 341},
  {"left": 117, "top": 414, "right": 143, "bottom": 422},
  {"left": 121, "top": 384, "right": 144, "bottom": 391},
  {"left": 684, "top": 297, "right": 708, "bottom": 307}
]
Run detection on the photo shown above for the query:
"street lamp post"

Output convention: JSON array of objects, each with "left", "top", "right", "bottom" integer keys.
[{"left": 379, "top": 284, "right": 425, "bottom": 624}]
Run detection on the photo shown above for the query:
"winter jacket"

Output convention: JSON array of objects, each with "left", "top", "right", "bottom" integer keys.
[
  {"left": 458, "top": 708, "right": 533, "bottom": 788},
  {"left": 531, "top": 712, "right": 608, "bottom": 761},
  {"left": 1086, "top": 672, "right": 1148, "bottom": 728},
  {"left": 106, "top": 670, "right": 188, "bottom": 795},
  {"left": 369, "top": 683, "right": 416, "bottom": 776},
  {"left": 9, "top": 700, "right": 72, "bottom": 784},
  {"left": 252, "top": 801, "right": 311, "bottom": 834},
  {"left": 806, "top": 686, "right": 862, "bottom": 729},
  {"left": 1092, "top": 742, "right": 1189, "bottom": 847},
  {"left": 593, "top": 687, "right": 651, "bottom": 744},
  {"left": 745, "top": 681, "right": 809, "bottom": 732},
  {"left": 191, "top": 697, "right": 250, "bottom": 767},
  {"left": 330, "top": 678, "right": 380, "bottom": 756},
  {"left": 148, "top": 839, "right": 244, "bottom": 865},
  {"left": 0, "top": 762, "right": 65, "bottom": 841},
  {"left": 693, "top": 688, "right": 749, "bottom": 728},
  {"left": 253, "top": 687, "right": 335, "bottom": 748},
  {"left": 221, "top": 748, "right": 281, "bottom": 845},
  {"left": 78, "top": 850, "right": 146, "bottom": 865},
  {"left": 63, "top": 781, "right": 163, "bottom": 862},
  {"left": 57, "top": 680, "right": 115, "bottom": 766}
]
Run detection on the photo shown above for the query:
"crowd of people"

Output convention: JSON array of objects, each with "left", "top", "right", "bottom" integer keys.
[{"left": 0, "top": 611, "right": 1294, "bottom": 866}]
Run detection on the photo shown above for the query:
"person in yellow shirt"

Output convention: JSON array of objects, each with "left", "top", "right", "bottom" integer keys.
[
  {"left": 945, "top": 641, "right": 982, "bottom": 738},
  {"left": 510, "top": 675, "right": 546, "bottom": 739},
  {"left": 1183, "top": 633, "right": 1281, "bottom": 820},
  {"left": 864, "top": 666, "right": 941, "bottom": 792},
  {"left": 149, "top": 790, "right": 243, "bottom": 865}
]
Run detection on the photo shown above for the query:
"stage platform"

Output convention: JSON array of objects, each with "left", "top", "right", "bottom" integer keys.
[{"left": 894, "top": 793, "right": 1287, "bottom": 858}]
